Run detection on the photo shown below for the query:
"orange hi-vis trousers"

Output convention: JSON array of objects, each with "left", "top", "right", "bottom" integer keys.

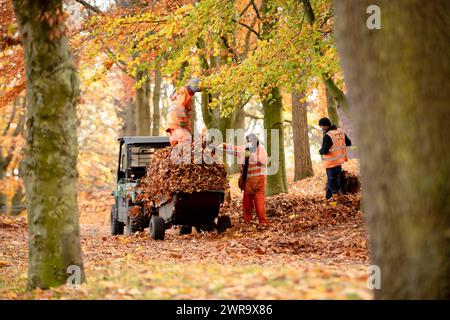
[{"left": 242, "top": 192, "right": 267, "bottom": 224}]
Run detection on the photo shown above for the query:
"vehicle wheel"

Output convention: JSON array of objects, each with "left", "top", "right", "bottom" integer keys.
[
  {"left": 179, "top": 225, "right": 192, "bottom": 235},
  {"left": 217, "top": 216, "right": 232, "bottom": 234},
  {"left": 111, "top": 205, "right": 124, "bottom": 235},
  {"left": 127, "top": 207, "right": 145, "bottom": 235},
  {"left": 150, "top": 216, "right": 165, "bottom": 240}
]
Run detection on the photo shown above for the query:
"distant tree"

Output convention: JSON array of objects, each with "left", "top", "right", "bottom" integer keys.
[{"left": 292, "top": 91, "right": 314, "bottom": 180}]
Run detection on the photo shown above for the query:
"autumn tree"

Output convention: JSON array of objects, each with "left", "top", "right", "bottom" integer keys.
[
  {"left": 0, "top": 95, "right": 26, "bottom": 214},
  {"left": 301, "top": 0, "right": 349, "bottom": 117},
  {"left": 292, "top": 91, "right": 313, "bottom": 180},
  {"left": 334, "top": 0, "right": 450, "bottom": 298},
  {"left": 12, "top": 0, "right": 85, "bottom": 288}
]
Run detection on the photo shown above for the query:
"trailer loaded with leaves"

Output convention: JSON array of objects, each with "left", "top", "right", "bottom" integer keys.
[{"left": 111, "top": 136, "right": 231, "bottom": 240}]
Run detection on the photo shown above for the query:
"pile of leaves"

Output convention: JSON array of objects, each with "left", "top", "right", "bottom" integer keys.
[
  {"left": 226, "top": 193, "right": 361, "bottom": 229},
  {"left": 222, "top": 193, "right": 366, "bottom": 261},
  {"left": 341, "top": 171, "right": 361, "bottom": 194},
  {"left": 136, "top": 144, "right": 229, "bottom": 205}
]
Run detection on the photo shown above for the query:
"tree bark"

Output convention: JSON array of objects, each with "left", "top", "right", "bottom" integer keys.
[
  {"left": 123, "top": 99, "right": 136, "bottom": 136},
  {"left": 326, "top": 86, "right": 340, "bottom": 126},
  {"left": 260, "top": 0, "right": 287, "bottom": 195},
  {"left": 135, "top": 69, "right": 151, "bottom": 135},
  {"left": 12, "top": 0, "right": 85, "bottom": 289},
  {"left": 261, "top": 87, "right": 288, "bottom": 195},
  {"left": 152, "top": 67, "right": 161, "bottom": 136},
  {"left": 334, "top": 0, "right": 450, "bottom": 299},
  {"left": 292, "top": 91, "right": 314, "bottom": 181}
]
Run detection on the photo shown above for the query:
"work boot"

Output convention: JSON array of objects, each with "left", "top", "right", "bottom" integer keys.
[{"left": 327, "top": 194, "right": 339, "bottom": 207}]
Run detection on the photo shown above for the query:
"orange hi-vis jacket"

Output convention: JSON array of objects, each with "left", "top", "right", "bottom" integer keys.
[
  {"left": 223, "top": 143, "right": 268, "bottom": 194},
  {"left": 166, "top": 86, "right": 193, "bottom": 132},
  {"left": 322, "top": 128, "right": 348, "bottom": 169}
]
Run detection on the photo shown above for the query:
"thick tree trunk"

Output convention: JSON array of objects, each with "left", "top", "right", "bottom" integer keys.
[
  {"left": 292, "top": 91, "right": 314, "bottom": 181},
  {"left": 335, "top": 0, "right": 450, "bottom": 299},
  {"left": 261, "top": 87, "right": 287, "bottom": 195},
  {"left": 326, "top": 86, "right": 340, "bottom": 126},
  {"left": 135, "top": 69, "right": 151, "bottom": 135},
  {"left": 152, "top": 67, "right": 161, "bottom": 136},
  {"left": 259, "top": 0, "right": 287, "bottom": 195},
  {"left": 12, "top": 0, "right": 85, "bottom": 289}
]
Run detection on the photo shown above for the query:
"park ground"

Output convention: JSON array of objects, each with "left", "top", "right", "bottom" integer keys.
[{"left": 0, "top": 160, "right": 372, "bottom": 300}]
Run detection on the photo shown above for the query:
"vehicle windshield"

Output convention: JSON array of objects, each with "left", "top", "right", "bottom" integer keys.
[{"left": 128, "top": 145, "right": 156, "bottom": 168}]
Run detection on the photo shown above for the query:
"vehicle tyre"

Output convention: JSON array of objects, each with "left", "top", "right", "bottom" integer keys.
[
  {"left": 217, "top": 216, "right": 232, "bottom": 234},
  {"left": 111, "top": 205, "right": 124, "bottom": 235},
  {"left": 150, "top": 216, "right": 165, "bottom": 240},
  {"left": 127, "top": 207, "right": 145, "bottom": 234},
  {"left": 179, "top": 225, "right": 192, "bottom": 235}
]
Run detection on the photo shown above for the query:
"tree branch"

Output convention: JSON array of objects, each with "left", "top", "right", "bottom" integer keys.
[
  {"left": 250, "top": 0, "right": 263, "bottom": 23},
  {"left": 239, "top": 1, "right": 252, "bottom": 17},
  {"left": 220, "top": 36, "right": 241, "bottom": 64},
  {"left": 75, "top": 0, "right": 103, "bottom": 14},
  {"left": 231, "top": 18, "right": 260, "bottom": 38}
]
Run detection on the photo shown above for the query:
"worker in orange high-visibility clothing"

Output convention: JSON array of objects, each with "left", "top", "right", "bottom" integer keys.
[
  {"left": 222, "top": 134, "right": 268, "bottom": 224},
  {"left": 318, "top": 117, "right": 352, "bottom": 200},
  {"left": 166, "top": 78, "right": 201, "bottom": 146}
]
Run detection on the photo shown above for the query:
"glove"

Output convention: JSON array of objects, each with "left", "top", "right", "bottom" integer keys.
[{"left": 179, "top": 122, "right": 187, "bottom": 128}]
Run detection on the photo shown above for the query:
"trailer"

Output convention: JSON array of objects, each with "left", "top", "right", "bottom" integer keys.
[
  {"left": 111, "top": 136, "right": 231, "bottom": 240},
  {"left": 149, "top": 190, "right": 231, "bottom": 240}
]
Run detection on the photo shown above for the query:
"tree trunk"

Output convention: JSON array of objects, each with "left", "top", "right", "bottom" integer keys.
[
  {"left": 259, "top": 0, "right": 287, "bottom": 195},
  {"left": 197, "top": 36, "right": 247, "bottom": 174},
  {"left": 12, "top": 0, "right": 85, "bottom": 289},
  {"left": 152, "top": 67, "right": 161, "bottom": 136},
  {"left": 0, "top": 163, "right": 7, "bottom": 213},
  {"left": 292, "top": 91, "right": 314, "bottom": 181},
  {"left": 334, "top": 0, "right": 450, "bottom": 299},
  {"left": 261, "top": 87, "right": 288, "bottom": 195},
  {"left": 326, "top": 86, "right": 340, "bottom": 126},
  {"left": 323, "top": 77, "right": 350, "bottom": 116},
  {"left": 135, "top": 69, "right": 151, "bottom": 135},
  {"left": 123, "top": 99, "right": 136, "bottom": 136}
]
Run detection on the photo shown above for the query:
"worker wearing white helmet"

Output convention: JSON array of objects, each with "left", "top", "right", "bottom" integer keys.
[{"left": 166, "top": 78, "right": 201, "bottom": 146}]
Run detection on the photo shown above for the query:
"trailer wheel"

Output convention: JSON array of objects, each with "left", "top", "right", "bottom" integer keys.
[
  {"left": 111, "top": 205, "right": 124, "bottom": 235},
  {"left": 150, "top": 216, "right": 165, "bottom": 240},
  {"left": 127, "top": 207, "right": 145, "bottom": 235},
  {"left": 217, "top": 216, "right": 232, "bottom": 234},
  {"left": 179, "top": 225, "right": 192, "bottom": 235}
]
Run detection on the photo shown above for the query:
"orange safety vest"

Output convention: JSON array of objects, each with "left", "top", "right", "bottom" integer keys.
[
  {"left": 222, "top": 144, "right": 268, "bottom": 178},
  {"left": 246, "top": 145, "right": 268, "bottom": 178},
  {"left": 322, "top": 128, "right": 348, "bottom": 169},
  {"left": 241, "top": 145, "right": 268, "bottom": 194},
  {"left": 166, "top": 86, "right": 193, "bottom": 132}
]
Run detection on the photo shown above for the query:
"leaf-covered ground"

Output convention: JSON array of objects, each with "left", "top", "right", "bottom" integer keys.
[{"left": 0, "top": 160, "right": 372, "bottom": 299}]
